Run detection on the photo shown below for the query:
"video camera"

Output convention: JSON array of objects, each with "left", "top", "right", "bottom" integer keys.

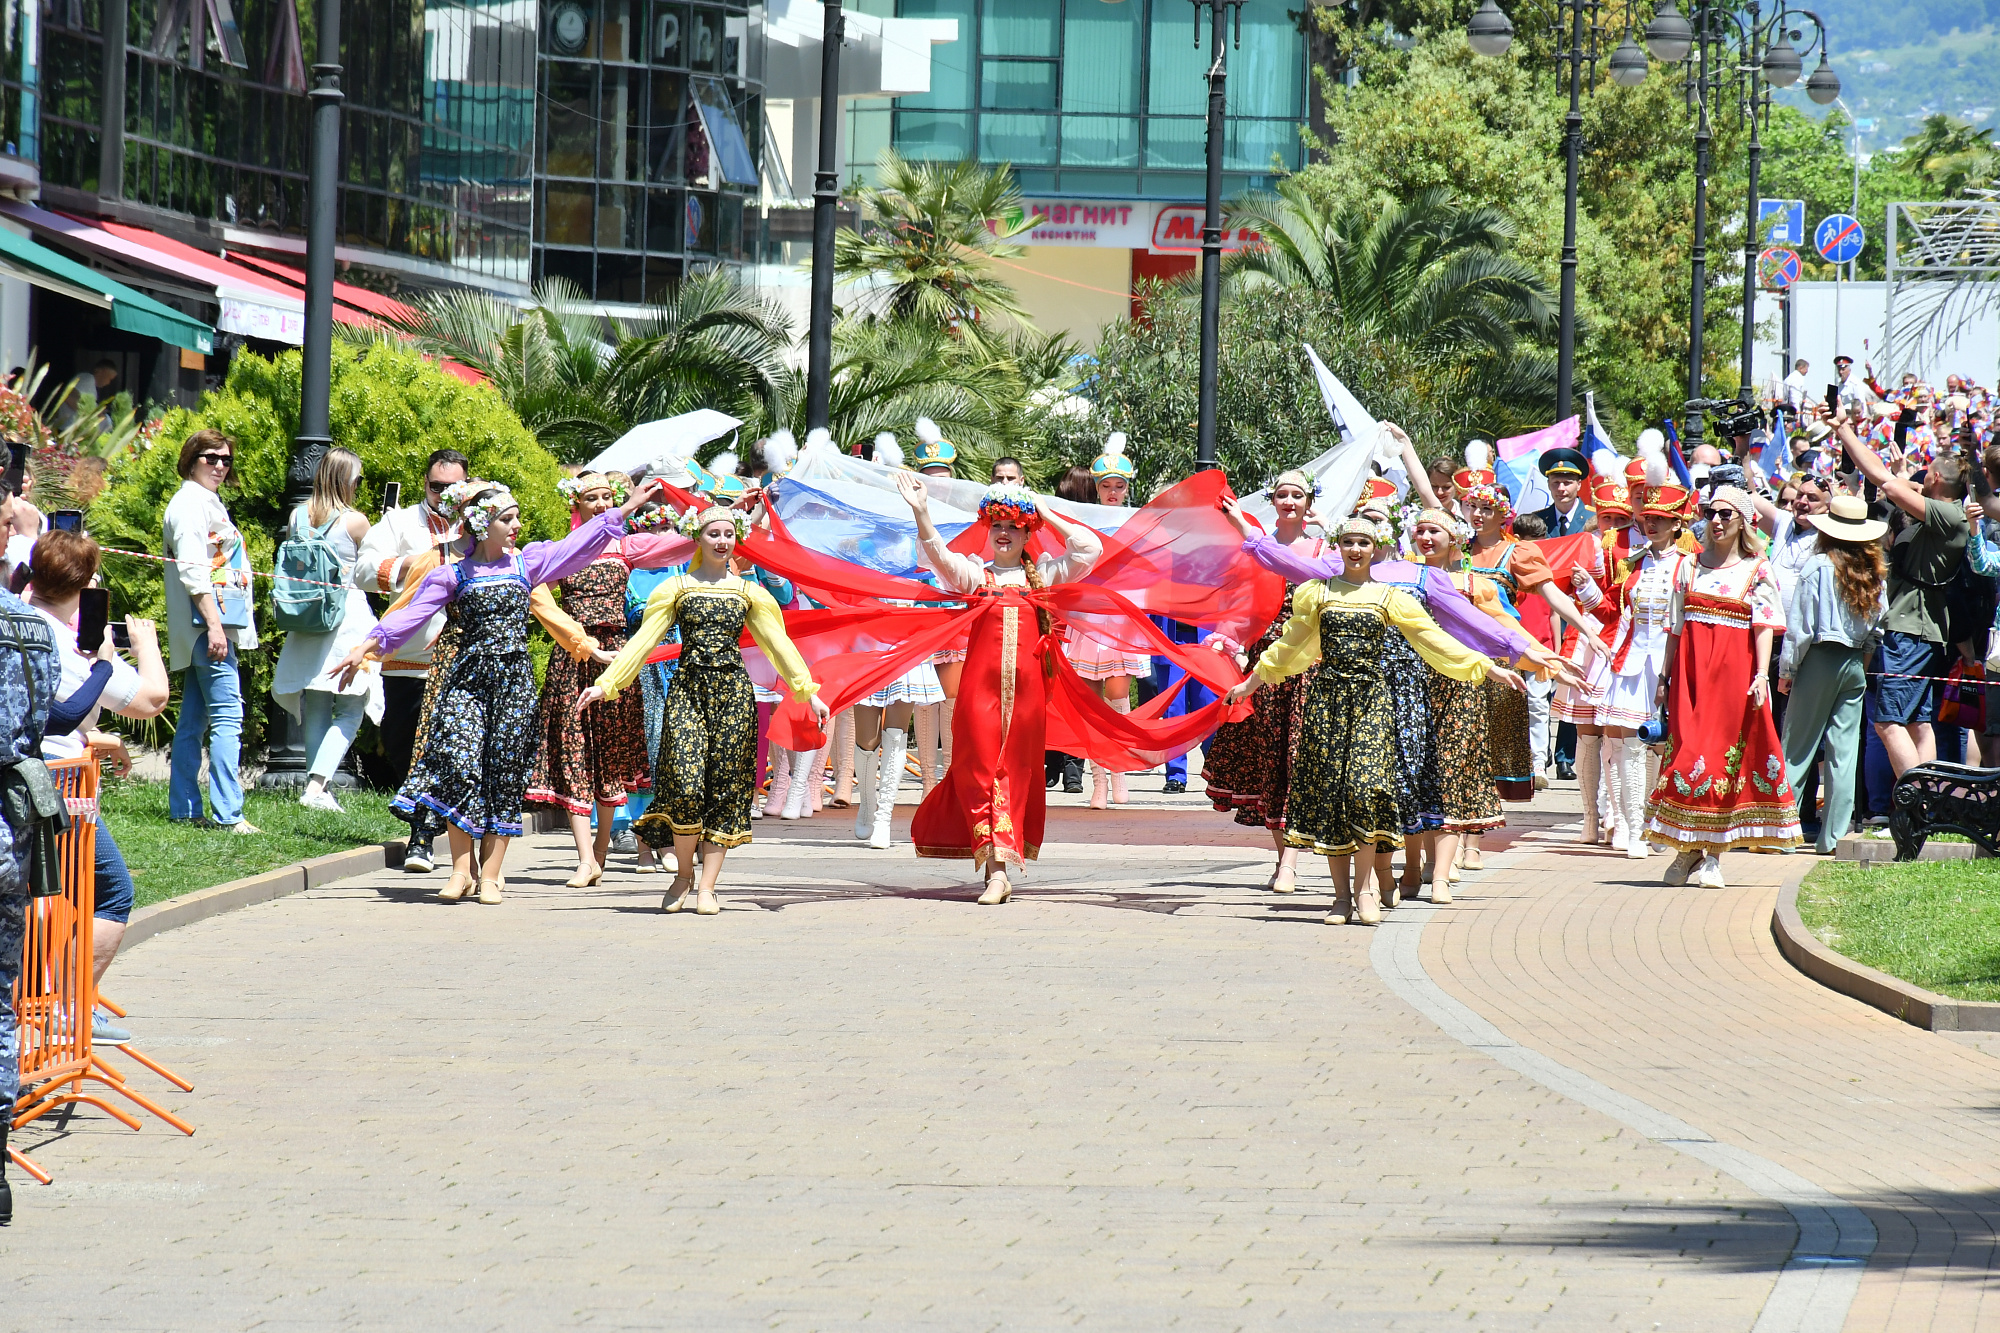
[{"left": 1685, "top": 397, "right": 1765, "bottom": 439}]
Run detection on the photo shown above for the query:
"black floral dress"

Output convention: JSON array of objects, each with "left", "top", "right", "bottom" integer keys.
[
  {"left": 525, "top": 555, "right": 652, "bottom": 815},
  {"left": 1201, "top": 583, "right": 1319, "bottom": 831},
  {"left": 391, "top": 557, "right": 540, "bottom": 839},
  {"left": 1375, "top": 568, "right": 1445, "bottom": 836},
  {"left": 1285, "top": 601, "right": 1405, "bottom": 856},
  {"left": 633, "top": 591, "right": 761, "bottom": 851},
  {"left": 398, "top": 613, "right": 461, "bottom": 851}
]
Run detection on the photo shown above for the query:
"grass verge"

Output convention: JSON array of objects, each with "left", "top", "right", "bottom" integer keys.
[
  {"left": 101, "top": 779, "right": 405, "bottom": 910},
  {"left": 1798, "top": 858, "right": 2000, "bottom": 1002}
]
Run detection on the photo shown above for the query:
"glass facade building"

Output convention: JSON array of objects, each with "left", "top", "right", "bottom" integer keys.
[
  {"left": 533, "top": 0, "right": 765, "bottom": 302},
  {"left": 2, "top": 0, "right": 765, "bottom": 299},
  {"left": 857, "top": 0, "right": 1305, "bottom": 199}
]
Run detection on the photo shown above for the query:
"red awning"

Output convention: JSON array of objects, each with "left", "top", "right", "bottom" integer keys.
[{"left": 222, "top": 252, "right": 418, "bottom": 323}]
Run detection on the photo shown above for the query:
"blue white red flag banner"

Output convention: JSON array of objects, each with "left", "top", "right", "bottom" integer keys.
[{"left": 1494, "top": 416, "right": 1579, "bottom": 516}]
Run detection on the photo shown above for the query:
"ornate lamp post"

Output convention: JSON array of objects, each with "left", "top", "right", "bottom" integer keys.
[
  {"left": 1466, "top": 0, "right": 1678, "bottom": 425},
  {"left": 265, "top": 0, "right": 343, "bottom": 786},
  {"left": 1192, "top": 0, "right": 1242, "bottom": 472},
  {"left": 805, "top": 1, "right": 844, "bottom": 434},
  {"left": 1673, "top": 3, "right": 1836, "bottom": 454}
]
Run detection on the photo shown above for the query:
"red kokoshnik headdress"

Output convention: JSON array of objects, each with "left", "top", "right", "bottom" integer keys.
[{"left": 977, "top": 483, "right": 1045, "bottom": 531}]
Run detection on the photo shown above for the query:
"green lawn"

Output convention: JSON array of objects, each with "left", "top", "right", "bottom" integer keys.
[
  {"left": 1798, "top": 858, "right": 2000, "bottom": 1002},
  {"left": 100, "top": 779, "right": 406, "bottom": 909}
]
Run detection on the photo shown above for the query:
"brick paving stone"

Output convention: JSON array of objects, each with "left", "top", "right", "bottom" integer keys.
[
  {"left": 1422, "top": 793, "right": 2000, "bottom": 1332},
  {"left": 6, "top": 788, "right": 1793, "bottom": 1330}
]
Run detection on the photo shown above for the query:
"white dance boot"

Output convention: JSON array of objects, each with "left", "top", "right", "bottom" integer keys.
[
  {"left": 1574, "top": 732, "right": 1603, "bottom": 844},
  {"left": 1602, "top": 736, "right": 1630, "bottom": 851},
  {"left": 805, "top": 743, "right": 828, "bottom": 814},
  {"left": 781, "top": 747, "right": 814, "bottom": 819},
  {"left": 871, "top": 728, "right": 906, "bottom": 849},
  {"left": 853, "top": 747, "right": 878, "bottom": 840},
  {"left": 763, "top": 746, "right": 792, "bottom": 818},
  {"left": 1623, "top": 741, "right": 1652, "bottom": 859}
]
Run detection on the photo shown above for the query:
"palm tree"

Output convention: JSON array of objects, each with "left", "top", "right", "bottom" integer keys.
[
  {"left": 1899, "top": 113, "right": 2000, "bottom": 199},
  {"left": 1223, "top": 180, "right": 1561, "bottom": 367},
  {"left": 833, "top": 152, "right": 1040, "bottom": 332},
  {"left": 762, "top": 317, "right": 1022, "bottom": 453},
  {"left": 359, "top": 270, "right": 792, "bottom": 462}
]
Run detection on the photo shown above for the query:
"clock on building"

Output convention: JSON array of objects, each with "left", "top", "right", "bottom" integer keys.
[{"left": 550, "top": 2, "right": 589, "bottom": 54}]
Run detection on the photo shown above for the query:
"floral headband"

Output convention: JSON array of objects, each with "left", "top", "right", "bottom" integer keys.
[
  {"left": 978, "top": 483, "right": 1044, "bottom": 530},
  {"left": 436, "top": 479, "right": 518, "bottom": 539},
  {"left": 626, "top": 504, "right": 676, "bottom": 533},
  {"left": 1271, "top": 467, "right": 1321, "bottom": 498},
  {"left": 1403, "top": 505, "right": 1467, "bottom": 548},
  {"left": 557, "top": 471, "right": 629, "bottom": 506},
  {"left": 674, "top": 503, "right": 751, "bottom": 542},
  {"left": 1338, "top": 516, "right": 1394, "bottom": 546}
]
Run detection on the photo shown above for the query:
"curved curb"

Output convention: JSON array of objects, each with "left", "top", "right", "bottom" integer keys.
[
  {"left": 119, "top": 839, "right": 407, "bottom": 953},
  {"left": 1372, "top": 891, "right": 1875, "bottom": 1333},
  {"left": 1773, "top": 866, "right": 2000, "bottom": 1033}
]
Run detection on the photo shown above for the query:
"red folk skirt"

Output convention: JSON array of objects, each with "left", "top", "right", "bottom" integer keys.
[
  {"left": 1644, "top": 592, "right": 1801, "bottom": 851},
  {"left": 912, "top": 591, "right": 1049, "bottom": 872}
]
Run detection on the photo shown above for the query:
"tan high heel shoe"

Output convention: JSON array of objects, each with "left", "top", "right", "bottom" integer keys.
[
  {"left": 977, "top": 872, "right": 1011, "bottom": 905},
  {"left": 564, "top": 861, "right": 603, "bottom": 889},
  {"left": 662, "top": 872, "right": 695, "bottom": 913},
  {"left": 1323, "top": 883, "right": 1352, "bottom": 925},
  {"left": 476, "top": 877, "right": 504, "bottom": 905},
  {"left": 695, "top": 887, "right": 721, "bottom": 915},
  {"left": 437, "top": 871, "right": 475, "bottom": 902}
]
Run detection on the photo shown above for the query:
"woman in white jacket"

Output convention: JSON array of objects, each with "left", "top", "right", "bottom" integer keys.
[{"left": 271, "top": 448, "right": 380, "bottom": 811}]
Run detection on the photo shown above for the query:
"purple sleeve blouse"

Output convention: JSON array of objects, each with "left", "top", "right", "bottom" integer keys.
[
  {"left": 1241, "top": 535, "right": 1541, "bottom": 663},
  {"left": 370, "top": 509, "right": 629, "bottom": 656}
]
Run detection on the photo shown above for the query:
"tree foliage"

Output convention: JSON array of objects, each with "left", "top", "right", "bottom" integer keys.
[
  {"left": 832, "top": 151, "right": 1038, "bottom": 332},
  {"left": 357, "top": 271, "right": 793, "bottom": 464},
  {"left": 88, "top": 343, "right": 566, "bottom": 755}
]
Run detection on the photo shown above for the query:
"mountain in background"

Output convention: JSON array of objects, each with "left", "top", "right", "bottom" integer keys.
[{"left": 1768, "top": 0, "right": 1998, "bottom": 152}]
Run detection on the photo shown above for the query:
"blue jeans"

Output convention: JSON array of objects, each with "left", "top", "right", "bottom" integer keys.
[
  {"left": 94, "top": 815, "right": 135, "bottom": 923},
  {"left": 1148, "top": 617, "right": 1215, "bottom": 783},
  {"left": 170, "top": 646, "right": 245, "bottom": 825},
  {"left": 301, "top": 689, "right": 366, "bottom": 781}
]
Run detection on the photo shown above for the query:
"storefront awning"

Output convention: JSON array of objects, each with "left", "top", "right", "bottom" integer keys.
[
  {"left": 0, "top": 201, "right": 303, "bottom": 345},
  {"left": 0, "top": 223, "right": 213, "bottom": 354}
]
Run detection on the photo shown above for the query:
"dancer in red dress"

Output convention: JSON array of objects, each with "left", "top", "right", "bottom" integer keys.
[
  {"left": 1644, "top": 484, "right": 1802, "bottom": 886},
  {"left": 894, "top": 473, "right": 1105, "bottom": 904}
]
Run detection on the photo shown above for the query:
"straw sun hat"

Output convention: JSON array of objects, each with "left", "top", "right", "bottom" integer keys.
[{"left": 1806, "top": 494, "right": 1888, "bottom": 544}]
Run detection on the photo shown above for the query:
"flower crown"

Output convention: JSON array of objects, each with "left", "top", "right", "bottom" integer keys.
[
  {"left": 1271, "top": 467, "right": 1321, "bottom": 499},
  {"left": 978, "top": 483, "right": 1044, "bottom": 530},
  {"left": 1461, "top": 481, "right": 1511, "bottom": 518},
  {"left": 557, "top": 472, "right": 629, "bottom": 505},
  {"left": 626, "top": 505, "right": 676, "bottom": 533},
  {"left": 674, "top": 503, "right": 752, "bottom": 541},
  {"left": 436, "top": 479, "right": 517, "bottom": 539},
  {"left": 1337, "top": 516, "right": 1395, "bottom": 546}
]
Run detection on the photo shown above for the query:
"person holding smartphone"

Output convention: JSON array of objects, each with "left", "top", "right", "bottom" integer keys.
[{"left": 22, "top": 530, "right": 168, "bottom": 1040}]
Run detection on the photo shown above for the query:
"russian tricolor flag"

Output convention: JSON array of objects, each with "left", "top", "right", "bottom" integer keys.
[{"left": 1495, "top": 415, "right": 1580, "bottom": 516}]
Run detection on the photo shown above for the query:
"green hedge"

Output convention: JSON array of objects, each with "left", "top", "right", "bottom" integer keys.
[{"left": 88, "top": 342, "right": 565, "bottom": 759}]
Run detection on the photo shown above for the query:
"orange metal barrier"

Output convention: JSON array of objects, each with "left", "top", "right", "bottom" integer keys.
[{"left": 9, "top": 758, "right": 195, "bottom": 1184}]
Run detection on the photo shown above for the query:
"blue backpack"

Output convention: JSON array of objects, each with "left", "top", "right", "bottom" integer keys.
[{"left": 272, "top": 509, "right": 347, "bottom": 634}]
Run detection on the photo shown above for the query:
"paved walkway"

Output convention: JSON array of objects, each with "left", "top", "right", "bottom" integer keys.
[{"left": 4, "top": 775, "right": 1996, "bottom": 1328}]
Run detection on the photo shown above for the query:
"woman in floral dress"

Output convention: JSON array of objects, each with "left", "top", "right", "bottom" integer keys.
[
  {"left": 1643, "top": 485, "right": 1802, "bottom": 886},
  {"left": 1224, "top": 518, "right": 1526, "bottom": 928},
  {"left": 583, "top": 501, "right": 828, "bottom": 916}
]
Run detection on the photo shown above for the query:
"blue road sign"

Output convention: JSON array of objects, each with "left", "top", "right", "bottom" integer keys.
[
  {"left": 1815, "top": 213, "right": 1865, "bottom": 264},
  {"left": 1759, "top": 198, "right": 1806, "bottom": 246}
]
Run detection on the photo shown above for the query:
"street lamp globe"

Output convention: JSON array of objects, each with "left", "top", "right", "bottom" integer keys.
[
  {"left": 1805, "top": 52, "right": 1841, "bottom": 104},
  {"left": 1466, "top": 0, "right": 1514, "bottom": 58},
  {"left": 1642, "top": 0, "right": 1693, "bottom": 63},
  {"left": 1608, "top": 33, "right": 1650, "bottom": 86},
  {"left": 1761, "top": 32, "right": 1803, "bottom": 87}
]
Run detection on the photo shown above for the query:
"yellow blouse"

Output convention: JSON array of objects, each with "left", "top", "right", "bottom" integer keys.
[
  {"left": 596, "top": 573, "right": 818, "bottom": 704},
  {"left": 1254, "top": 579, "right": 1493, "bottom": 686}
]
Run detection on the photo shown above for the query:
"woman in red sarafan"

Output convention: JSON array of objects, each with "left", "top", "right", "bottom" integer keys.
[
  {"left": 1644, "top": 483, "right": 1802, "bottom": 889},
  {"left": 893, "top": 472, "right": 1102, "bottom": 902}
]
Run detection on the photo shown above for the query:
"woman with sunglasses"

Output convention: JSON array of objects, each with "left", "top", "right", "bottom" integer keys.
[
  {"left": 162, "top": 429, "right": 258, "bottom": 833},
  {"left": 1643, "top": 485, "right": 1802, "bottom": 887}
]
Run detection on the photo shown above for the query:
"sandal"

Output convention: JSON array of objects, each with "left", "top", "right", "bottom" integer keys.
[
  {"left": 662, "top": 873, "right": 696, "bottom": 913},
  {"left": 437, "top": 871, "right": 475, "bottom": 902}
]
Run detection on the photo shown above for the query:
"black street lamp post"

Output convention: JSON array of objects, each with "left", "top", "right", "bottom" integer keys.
[
  {"left": 1675, "top": 3, "right": 1836, "bottom": 456},
  {"left": 805, "top": 1, "right": 843, "bottom": 436},
  {"left": 1193, "top": 0, "right": 1241, "bottom": 472},
  {"left": 265, "top": 0, "right": 343, "bottom": 787},
  {"left": 1467, "top": 0, "right": 1671, "bottom": 427}
]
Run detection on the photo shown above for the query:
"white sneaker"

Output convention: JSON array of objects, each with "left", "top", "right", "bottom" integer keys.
[
  {"left": 1695, "top": 854, "right": 1726, "bottom": 889},
  {"left": 299, "top": 787, "right": 344, "bottom": 813}
]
